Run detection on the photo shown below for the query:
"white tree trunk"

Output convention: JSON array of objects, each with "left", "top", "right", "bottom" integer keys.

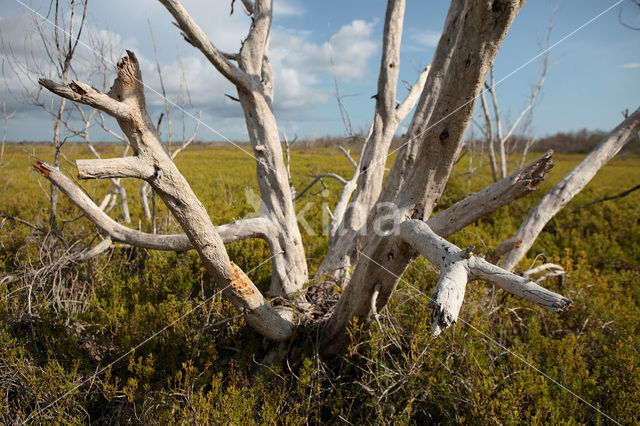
[
  {"left": 159, "top": 0, "right": 307, "bottom": 297},
  {"left": 319, "top": 0, "right": 429, "bottom": 277},
  {"left": 323, "top": 0, "right": 526, "bottom": 356}
]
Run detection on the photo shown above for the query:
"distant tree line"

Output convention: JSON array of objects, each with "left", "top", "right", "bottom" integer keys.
[
  {"left": 534, "top": 128, "right": 640, "bottom": 154},
  {"left": 8, "top": 127, "right": 638, "bottom": 155},
  {"left": 270, "top": 128, "right": 640, "bottom": 154}
]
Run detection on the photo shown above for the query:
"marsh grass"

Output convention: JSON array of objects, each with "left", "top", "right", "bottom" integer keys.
[{"left": 0, "top": 143, "right": 639, "bottom": 423}]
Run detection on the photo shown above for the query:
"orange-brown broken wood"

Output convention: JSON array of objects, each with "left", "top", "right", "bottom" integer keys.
[
  {"left": 33, "top": 161, "right": 51, "bottom": 176},
  {"left": 70, "top": 81, "right": 87, "bottom": 95},
  {"left": 230, "top": 261, "right": 256, "bottom": 297}
]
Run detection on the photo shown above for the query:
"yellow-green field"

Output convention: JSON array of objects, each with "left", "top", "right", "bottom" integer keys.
[{"left": 1, "top": 143, "right": 639, "bottom": 423}]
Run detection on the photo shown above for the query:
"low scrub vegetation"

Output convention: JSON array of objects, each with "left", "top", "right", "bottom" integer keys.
[{"left": 1, "top": 143, "right": 639, "bottom": 423}]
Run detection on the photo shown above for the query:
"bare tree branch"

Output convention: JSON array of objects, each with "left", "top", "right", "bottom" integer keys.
[
  {"left": 428, "top": 150, "right": 555, "bottom": 237},
  {"left": 480, "top": 90, "right": 499, "bottom": 182},
  {"left": 158, "top": 0, "right": 254, "bottom": 90},
  {"left": 38, "top": 79, "right": 129, "bottom": 119},
  {"left": 39, "top": 51, "right": 293, "bottom": 341},
  {"left": 338, "top": 146, "right": 358, "bottom": 170},
  {"left": 571, "top": 183, "right": 640, "bottom": 213},
  {"left": 0, "top": 213, "right": 46, "bottom": 233},
  {"left": 309, "top": 173, "right": 347, "bottom": 185},
  {"left": 395, "top": 65, "right": 430, "bottom": 121},
  {"left": 499, "top": 106, "right": 640, "bottom": 271},
  {"left": 399, "top": 220, "right": 570, "bottom": 335},
  {"left": 76, "top": 157, "right": 154, "bottom": 180}
]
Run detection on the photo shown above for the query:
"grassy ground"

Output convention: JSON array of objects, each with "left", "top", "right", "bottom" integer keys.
[{"left": 1, "top": 143, "right": 639, "bottom": 424}]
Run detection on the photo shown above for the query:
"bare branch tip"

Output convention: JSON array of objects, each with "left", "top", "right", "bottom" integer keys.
[
  {"left": 556, "top": 297, "right": 572, "bottom": 314},
  {"left": 461, "top": 246, "right": 474, "bottom": 259},
  {"left": 38, "top": 78, "right": 53, "bottom": 88}
]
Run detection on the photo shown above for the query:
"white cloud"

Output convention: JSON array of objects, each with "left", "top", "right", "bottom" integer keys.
[
  {"left": 92, "top": 0, "right": 252, "bottom": 54},
  {"left": 267, "top": 19, "right": 378, "bottom": 115},
  {"left": 273, "top": 67, "right": 330, "bottom": 111},
  {"left": 406, "top": 28, "right": 441, "bottom": 51},
  {"left": 139, "top": 54, "right": 238, "bottom": 116},
  {"left": 0, "top": 9, "right": 241, "bottom": 139},
  {"left": 272, "top": 19, "right": 378, "bottom": 81},
  {"left": 620, "top": 62, "right": 640, "bottom": 69},
  {"left": 0, "top": 5, "right": 375, "bottom": 140},
  {"left": 274, "top": 0, "right": 305, "bottom": 17}
]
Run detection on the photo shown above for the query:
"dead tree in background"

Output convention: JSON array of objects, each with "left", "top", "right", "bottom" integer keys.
[
  {"left": 479, "top": 16, "right": 553, "bottom": 182},
  {"left": 1, "top": 60, "right": 15, "bottom": 167},
  {"left": 34, "top": 0, "right": 88, "bottom": 241},
  {"left": 27, "top": 0, "right": 639, "bottom": 357}
]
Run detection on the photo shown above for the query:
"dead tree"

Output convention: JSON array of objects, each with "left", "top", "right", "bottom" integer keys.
[
  {"left": 32, "top": 0, "right": 638, "bottom": 357},
  {"left": 1, "top": 0, "right": 89, "bottom": 246},
  {"left": 37, "top": 0, "right": 87, "bottom": 240},
  {"left": 479, "top": 16, "right": 553, "bottom": 182},
  {"left": 1, "top": 60, "right": 15, "bottom": 167}
]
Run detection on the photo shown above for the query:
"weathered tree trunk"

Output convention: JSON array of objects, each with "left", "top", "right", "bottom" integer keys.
[
  {"left": 332, "top": 0, "right": 407, "bottom": 236},
  {"left": 322, "top": 0, "right": 527, "bottom": 356},
  {"left": 497, "top": 106, "right": 640, "bottom": 271},
  {"left": 316, "top": 0, "right": 428, "bottom": 284},
  {"left": 158, "top": 0, "right": 307, "bottom": 298}
]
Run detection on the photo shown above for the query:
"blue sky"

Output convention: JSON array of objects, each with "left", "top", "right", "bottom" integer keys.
[{"left": 0, "top": 0, "right": 638, "bottom": 142}]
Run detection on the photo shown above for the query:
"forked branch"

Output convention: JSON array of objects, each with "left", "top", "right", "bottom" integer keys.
[
  {"left": 39, "top": 51, "right": 293, "bottom": 341},
  {"left": 399, "top": 220, "right": 571, "bottom": 335},
  {"left": 158, "top": 0, "right": 254, "bottom": 90}
]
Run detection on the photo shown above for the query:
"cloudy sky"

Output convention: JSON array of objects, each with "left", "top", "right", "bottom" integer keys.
[{"left": 0, "top": 0, "right": 639, "bottom": 142}]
